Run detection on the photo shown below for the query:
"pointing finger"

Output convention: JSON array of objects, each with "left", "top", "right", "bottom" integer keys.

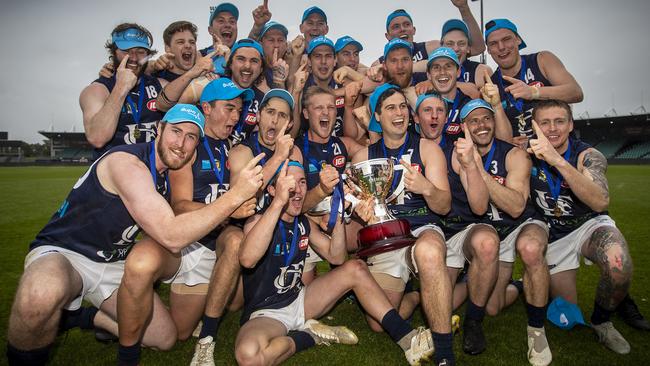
[
  {"left": 483, "top": 68, "right": 493, "bottom": 85},
  {"left": 247, "top": 153, "right": 266, "bottom": 169},
  {"left": 502, "top": 75, "right": 520, "bottom": 84},
  {"left": 263, "top": 0, "right": 269, "bottom": 10},
  {"left": 118, "top": 54, "right": 130, "bottom": 69}
]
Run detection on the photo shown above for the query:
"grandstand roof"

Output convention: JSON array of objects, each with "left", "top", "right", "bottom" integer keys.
[
  {"left": 575, "top": 113, "right": 650, "bottom": 126},
  {"left": 38, "top": 131, "right": 87, "bottom": 143}
]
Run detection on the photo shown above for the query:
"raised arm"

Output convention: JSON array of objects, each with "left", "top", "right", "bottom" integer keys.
[
  {"left": 455, "top": 124, "right": 489, "bottom": 215},
  {"left": 307, "top": 214, "right": 346, "bottom": 265},
  {"left": 248, "top": 0, "right": 272, "bottom": 40},
  {"left": 452, "top": 0, "right": 486, "bottom": 56},
  {"left": 480, "top": 69, "right": 513, "bottom": 141}
]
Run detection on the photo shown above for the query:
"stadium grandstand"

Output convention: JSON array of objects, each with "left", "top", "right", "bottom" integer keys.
[
  {"left": 38, "top": 130, "right": 93, "bottom": 162},
  {"left": 0, "top": 131, "right": 26, "bottom": 163},
  {"left": 574, "top": 112, "right": 650, "bottom": 163}
]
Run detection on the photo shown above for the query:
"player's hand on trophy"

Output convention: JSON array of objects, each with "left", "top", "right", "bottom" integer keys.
[
  {"left": 115, "top": 55, "right": 138, "bottom": 91},
  {"left": 275, "top": 159, "right": 296, "bottom": 205},
  {"left": 455, "top": 123, "right": 478, "bottom": 169},
  {"left": 480, "top": 69, "right": 501, "bottom": 108},
  {"left": 252, "top": 0, "right": 272, "bottom": 27},
  {"left": 318, "top": 164, "right": 340, "bottom": 195},
  {"left": 400, "top": 159, "right": 433, "bottom": 196},
  {"left": 231, "top": 153, "right": 265, "bottom": 200},
  {"left": 503, "top": 75, "right": 535, "bottom": 100},
  {"left": 231, "top": 197, "right": 257, "bottom": 219},
  {"left": 354, "top": 196, "right": 377, "bottom": 224},
  {"left": 527, "top": 120, "right": 564, "bottom": 166}
]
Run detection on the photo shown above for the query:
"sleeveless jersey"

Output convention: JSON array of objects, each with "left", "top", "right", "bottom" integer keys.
[
  {"left": 459, "top": 60, "right": 480, "bottom": 84},
  {"left": 490, "top": 53, "right": 551, "bottom": 137},
  {"left": 441, "top": 89, "right": 473, "bottom": 145},
  {"left": 153, "top": 69, "right": 182, "bottom": 82},
  {"left": 296, "top": 133, "right": 348, "bottom": 190},
  {"left": 530, "top": 139, "right": 600, "bottom": 241},
  {"left": 367, "top": 134, "right": 440, "bottom": 229},
  {"left": 300, "top": 76, "right": 345, "bottom": 137},
  {"left": 92, "top": 75, "right": 164, "bottom": 159},
  {"left": 478, "top": 140, "right": 538, "bottom": 239},
  {"left": 191, "top": 136, "right": 232, "bottom": 250},
  {"left": 231, "top": 86, "right": 265, "bottom": 146},
  {"left": 241, "top": 215, "right": 311, "bottom": 323},
  {"left": 378, "top": 41, "right": 429, "bottom": 63},
  {"left": 31, "top": 142, "right": 169, "bottom": 262}
]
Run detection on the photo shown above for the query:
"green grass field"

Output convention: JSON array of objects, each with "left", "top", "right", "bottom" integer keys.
[{"left": 1, "top": 165, "right": 649, "bottom": 365}]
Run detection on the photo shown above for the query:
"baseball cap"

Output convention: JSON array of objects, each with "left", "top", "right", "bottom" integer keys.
[
  {"left": 383, "top": 38, "right": 413, "bottom": 61},
  {"left": 200, "top": 77, "right": 254, "bottom": 105},
  {"left": 547, "top": 297, "right": 589, "bottom": 330},
  {"left": 485, "top": 18, "right": 527, "bottom": 50},
  {"left": 307, "top": 36, "right": 335, "bottom": 55},
  {"left": 112, "top": 28, "right": 151, "bottom": 51},
  {"left": 259, "top": 21, "right": 288, "bottom": 40},
  {"left": 460, "top": 99, "right": 495, "bottom": 121},
  {"left": 334, "top": 36, "right": 363, "bottom": 53},
  {"left": 386, "top": 9, "right": 412, "bottom": 31},
  {"left": 260, "top": 89, "right": 295, "bottom": 111},
  {"left": 442, "top": 19, "right": 471, "bottom": 43},
  {"left": 162, "top": 104, "right": 205, "bottom": 137},
  {"left": 427, "top": 47, "right": 461, "bottom": 69},
  {"left": 209, "top": 3, "right": 239, "bottom": 25},
  {"left": 414, "top": 93, "right": 444, "bottom": 114},
  {"left": 302, "top": 6, "right": 327, "bottom": 24},
  {"left": 368, "top": 83, "right": 400, "bottom": 133},
  {"left": 229, "top": 38, "right": 265, "bottom": 59}
]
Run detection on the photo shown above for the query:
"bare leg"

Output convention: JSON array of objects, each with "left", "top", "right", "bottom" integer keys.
[
  {"left": 517, "top": 224, "right": 550, "bottom": 308},
  {"left": 549, "top": 270, "right": 578, "bottom": 304},
  {"left": 486, "top": 262, "right": 513, "bottom": 316},
  {"left": 235, "top": 317, "right": 295, "bottom": 366},
  {"left": 170, "top": 291, "right": 206, "bottom": 340},
  {"left": 464, "top": 226, "right": 500, "bottom": 307}
]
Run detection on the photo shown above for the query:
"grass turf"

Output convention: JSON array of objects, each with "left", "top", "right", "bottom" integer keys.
[{"left": 0, "top": 165, "right": 648, "bottom": 365}]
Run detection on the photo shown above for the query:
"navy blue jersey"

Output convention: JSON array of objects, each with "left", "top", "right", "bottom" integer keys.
[
  {"left": 367, "top": 134, "right": 440, "bottom": 229},
  {"left": 192, "top": 136, "right": 232, "bottom": 250},
  {"left": 491, "top": 53, "right": 551, "bottom": 137},
  {"left": 530, "top": 139, "right": 599, "bottom": 241},
  {"left": 31, "top": 142, "right": 169, "bottom": 262},
  {"left": 441, "top": 89, "right": 473, "bottom": 145},
  {"left": 479, "top": 140, "right": 538, "bottom": 239},
  {"left": 459, "top": 60, "right": 480, "bottom": 84},
  {"left": 232, "top": 86, "right": 265, "bottom": 146},
  {"left": 153, "top": 69, "right": 182, "bottom": 82},
  {"left": 296, "top": 133, "right": 348, "bottom": 190},
  {"left": 241, "top": 215, "right": 311, "bottom": 323},
  {"left": 300, "top": 76, "right": 345, "bottom": 137},
  {"left": 379, "top": 41, "right": 429, "bottom": 63},
  {"left": 92, "top": 75, "right": 164, "bottom": 159},
  {"left": 240, "top": 132, "right": 274, "bottom": 212}
]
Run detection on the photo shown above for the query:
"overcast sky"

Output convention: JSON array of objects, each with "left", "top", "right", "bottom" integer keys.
[{"left": 1, "top": 0, "right": 649, "bottom": 143}]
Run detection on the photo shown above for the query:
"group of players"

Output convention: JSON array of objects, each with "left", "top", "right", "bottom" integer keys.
[{"left": 6, "top": 1, "right": 649, "bottom": 366}]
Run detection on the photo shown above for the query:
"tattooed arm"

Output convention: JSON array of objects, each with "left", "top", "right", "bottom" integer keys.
[{"left": 554, "top": 147, "right": 609, "bottom": 212}]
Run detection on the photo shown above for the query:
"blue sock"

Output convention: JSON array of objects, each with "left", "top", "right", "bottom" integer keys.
[
  {"left": 288, "top": 330, "right": 316, "bottom": 353},
  {"left": 465, "top": 301, "right": 485, "bottom": 322},
  {"left": 431, "top": 331, "right": 454, "bottom": 363},
  {"left": 199, "top": 315, "right": 221, "bottom": 339},
  {"left": 381, "top": 309, "right": 413, "bottom": 343},
  {"left": 7, "top": 343, "right": 51, "bottom": 366},
  {"left": 526, "top": 302, "right": 546, "bottom": 328},
  {"left": 117, "top": 343, "right": 140, "bottom": 366}
]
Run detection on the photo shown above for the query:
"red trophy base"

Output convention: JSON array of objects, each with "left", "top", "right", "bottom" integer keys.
[{"left": 356, "top": 218, "right": 416, "bottom": 258}]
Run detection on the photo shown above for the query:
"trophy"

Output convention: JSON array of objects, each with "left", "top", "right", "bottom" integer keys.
[{"left": 349, "top": 158, "right": 415, "bottom": 257}]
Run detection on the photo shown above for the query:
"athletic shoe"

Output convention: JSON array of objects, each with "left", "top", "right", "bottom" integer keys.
[
  {"left": 437, "top": 358, "right": 455, "bottom": 366},
  {"left": 592, "top": 321, "right": 631, "bottom": 354},
  {"left": 94, "top": 328, "right": 118, "bottom": 343},
  {"left": 303, "top": 319, "right": 358, "bottom": 345},
  {"left": 451, "top": 315, "right": 461, "bottom": 335},
  {"left": 192, "top": 321, "right": 203, "bottom": 338},
  {"left": 462, "top": 319, "right": 486, "bottom": 355},
  {"left": 403, "top": 326, "right": 434, "bottom": 366},
  {"left": 190, "top": 336, "right": 216, "bottom": 366},
  {"left": 527, "top": 326, "right": 552, "bottom": 366},
  {"left": 617, "top": 296, "right": 650, "bottom": 331}
]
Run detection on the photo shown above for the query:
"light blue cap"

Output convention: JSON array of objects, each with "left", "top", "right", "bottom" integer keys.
[
  {"left": 414, "top": 93, "right": 444, "bottom": 114},
  {"left": 112, "top": 28, "right": 151, "bottom": 50},
  {"left": 547, "top": 297, "right": 589, "bottom": 330},
  {"left": 230, "top": 38, "right": 264, "bottom": 59},
  {"left": 259, "top": 21, "right": 288, "bottom": 39},
  {"left": 302, "top": 6, "right": 327, "bottom": 24},
  {"left": 261, "top": 89, "right": 295, "bottom": 111},
  {"left": 162, "top": 104, "right": 205, "bottom": 137},
  {"left": 209, "top": 3, "right": 239, "bottom": 25},
  {"left": 442, "top": 19, "right": 471, "bottom": 43},
  {"left": 485, "top": 18, "right": 527, "bottom": 50},
  {"left": 200, "top": 77, "right": 254, "bottom": 105},
  {"left": 307, "top": 36, "right": 335, "bottom": 55},
  {"left": 460, "top": 99, "right": 494, "bottom": 121},
  {"left": 386, "top": 9, "right": 412, "bottom": 31},
  {"left": 334, "top": 36, "right": 363, "bottom": 53},
  {"left": 368, "top": 83, "right": 400, "bottom": 133},
  {"left": 427, "top": 47, "right": 461, "bottom": 69},
  {"left": 383, "top": 38, "right": 412, "bottom": 61}
]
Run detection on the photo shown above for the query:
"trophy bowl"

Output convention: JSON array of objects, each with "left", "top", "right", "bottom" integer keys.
[{"left": 349, "top": 158, "right": 415, "bottom": 258}]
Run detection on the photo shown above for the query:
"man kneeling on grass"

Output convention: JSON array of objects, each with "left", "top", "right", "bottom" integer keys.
[{"left": 235, "top": 160, "right": 435, "bottom": 366}]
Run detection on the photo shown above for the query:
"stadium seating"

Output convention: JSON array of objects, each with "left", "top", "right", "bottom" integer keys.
[
  {"left": 615, "top": 142, "right": 650, "bottom": 159},
  {"left": 594, "top": 137, "right": 626, "bottom": 158}
]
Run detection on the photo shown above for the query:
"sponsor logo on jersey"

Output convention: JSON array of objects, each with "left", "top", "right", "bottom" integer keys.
[
  {"left": 446, "top": 123, "right": 461, "bottom": 134},
  {"left": 146, "top": 99, "right": 157, "bottom": 111},
  {"left": 332, "top": 155, "right": 345, "bottom": 168},
  {"left": 201, "top": 160, "right": 211, "bottom": 170},
  {"left": 491, "top": 175, "right": 505, "bottom": 185},
  {"left": 410, "top": 163, "right": 422, "bottom": 173},
  {"left": 335, "top": 96, "right": 345, "bottom": 108},
  {"left": 245, "top": 113, "right": 257, "bottom": 125},
  {"left": 299, "top": 236, "right": 309, "bottom": 250},
  {"left": 528, "top": 81, "right": 544, "bottom": 88}
]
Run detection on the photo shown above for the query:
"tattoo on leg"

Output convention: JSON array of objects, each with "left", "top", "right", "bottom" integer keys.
[{"left": 588, "top": 227, "right": 632, "bottom": 310}]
